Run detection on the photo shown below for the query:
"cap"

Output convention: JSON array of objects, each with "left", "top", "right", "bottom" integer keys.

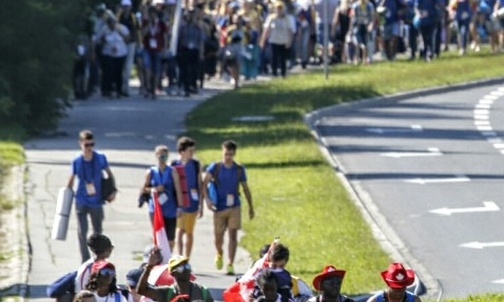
[
  {"left": 126, "top": 268, "right": 144, "bottom": 287},
  {"left": 168, "top": 255, "right": 190, "bottom": 272},
  {"left": 91, "top": 261, "right": 116, "bottom": 274}
]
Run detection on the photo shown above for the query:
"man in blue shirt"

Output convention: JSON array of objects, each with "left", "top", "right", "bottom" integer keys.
[
  {"left": 172, "top": 136, "right": 203, "bottom": 258},
  {"left": 66, "top": 130, "right": 116, "bottom": 263},
  {"left": 203, "top": 140, "right": 254, "bottom": 275}
]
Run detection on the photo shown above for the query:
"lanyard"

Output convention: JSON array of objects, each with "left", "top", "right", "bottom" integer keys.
[{"left": 82, "top": 155, "right": 95, "bottom": 183}]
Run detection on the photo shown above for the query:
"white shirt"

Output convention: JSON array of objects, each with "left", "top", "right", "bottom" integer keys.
[
  {"left": 75, "top": 258, "right": 94, "bottom": 293},
  {"left": 95, "top": 292, "right": 128, "bottom": 302},
  {"left": 264, "top": 14, "right": 296, "bottom": 45},
  {"left": 98, "top": 24, "right": 130, "bottom": 57}
]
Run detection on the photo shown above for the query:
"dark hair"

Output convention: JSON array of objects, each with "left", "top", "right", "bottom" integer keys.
[
  {"left": 222, "top": 140, "right": 238, "bottom": 151},
  {"left": 259, "top": 244, "right": 271, "bottom": 258},
  {"left": 87, "top": 234, "right": 112, "bottom": 256},
  {"left": 79, "top": 130, "right": 93, "bottom": 141},
  {"left": 85, "top": 272, "right": 118, "bottom": 294},
  {"left": 258, "top": 269, "right": 278, "bottom": 288},
  {"left": 269, "top": 243, "right": 289, "bottom": 263},
  {"left": 177, "top": 136, "right": 196, "bottom": 152}
]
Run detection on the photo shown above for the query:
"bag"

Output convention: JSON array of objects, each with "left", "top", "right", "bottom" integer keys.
[
  {"left": 171, "top": 160, "right": 201, "bottom": 208},
  {"left": 101, "top": 169, "right": 116, "bottom": 203},
  {"left": 47, "top": 270, "right": 78, "bottom": 298}
]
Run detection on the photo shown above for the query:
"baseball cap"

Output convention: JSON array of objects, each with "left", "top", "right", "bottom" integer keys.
[
  {"left": 168, "top": 255, "right": 190, "bottom": 272},
  {"left": 91, "top": 261, "right": 116, "bottom": 274}
]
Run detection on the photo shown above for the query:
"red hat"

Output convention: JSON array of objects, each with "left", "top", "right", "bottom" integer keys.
[
  {"left": 312, "top": 265, "right": 346, "bottom": 290},
  {"left": 91, "top": 260, "right": 116, "bottom": 274},
  {"left": 380, "top": 263, "right": 415, "bottom": 289}
]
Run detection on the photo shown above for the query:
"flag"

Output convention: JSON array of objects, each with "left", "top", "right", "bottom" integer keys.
[
  {"left": 223, "top": 238, "right": 279, "bottom": 302},
  {"left": 153, "top": 191, "right": 171, "bottom": 264}
]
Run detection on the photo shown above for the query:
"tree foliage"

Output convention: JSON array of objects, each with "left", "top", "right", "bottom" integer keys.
[{"left": 0, "top": 0, "right": 87, "bottom": 132}]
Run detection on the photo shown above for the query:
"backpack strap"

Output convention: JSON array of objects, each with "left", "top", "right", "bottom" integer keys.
[
  {"left": 166, "top": 286, "right": 177, "bottom": 301},
  {"left": 201, "top": 285, "right": 209, "bottom": 301},
  {"left": 376, "top": 291, "right": 386, "bottom": 302},
  {"left": 212, "top": 163, "right": 222, "bottom": 186},
  {"left": 115, "top": 291, "right": 121, "bottom": 302},
  {"left": 235, "top": 163, "right": 243, "bottom": 195}
]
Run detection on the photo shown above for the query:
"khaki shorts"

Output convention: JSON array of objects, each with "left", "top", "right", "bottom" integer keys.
[
  {"left": 214, "top": 206, "right": 241, "bottom": 236},
  {"left": 177, "top": 212, "right": 198, "bottom": 234}
]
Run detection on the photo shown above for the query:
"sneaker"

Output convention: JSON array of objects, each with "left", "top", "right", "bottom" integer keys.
[
  {"left": 226, "top": 264, "right": 234, "bottom": 275},
  {"left": 215, "top": 254, "right": 223, "bottom": 270}
]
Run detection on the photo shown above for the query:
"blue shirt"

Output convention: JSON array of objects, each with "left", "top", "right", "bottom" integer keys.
[
  {"left": 455, "top": 0, "right": 472, "bottom": 21},
  {"left": 172, "top": 159, "right": 200, "bottom": 213},
  {"left": 72, "top": 151, "right": 108, "bottom": 208},
  {"left": 415, "top": 0, "right": 439, "bottom": 24},
  {"left": 148, "top": 166, "right": 178, "bottom": 218},
  {"left": 381, "top": 0, "right": 400, "bottom": 24},
  {"left": 206, "top": 162, "right": 247, "bottom": 211}
]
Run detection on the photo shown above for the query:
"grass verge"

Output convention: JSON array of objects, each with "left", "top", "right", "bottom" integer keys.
[{"left": 186, "top": 49, "right": 504, "bottom": 294}]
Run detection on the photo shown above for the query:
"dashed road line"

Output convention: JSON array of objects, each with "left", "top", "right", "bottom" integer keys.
[{"left": 473, "top": 87, "right": 504, "bottom": 154}]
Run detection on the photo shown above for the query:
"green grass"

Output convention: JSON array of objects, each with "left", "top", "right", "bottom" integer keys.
[
  {"left": 186, "top": 49, "right": 504, "bottom": 295},
  {"left": 439, "top": 294, "right": 504, "bottom": 301},
  {"left": 0, "top": 125, "right": 25, "bottom": 211}
]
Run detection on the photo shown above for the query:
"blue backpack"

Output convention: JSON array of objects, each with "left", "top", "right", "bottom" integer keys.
[{"left": 46, "top": 270, "right": 78, "bottom": 298}]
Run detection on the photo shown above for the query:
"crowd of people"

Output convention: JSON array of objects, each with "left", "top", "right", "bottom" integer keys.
[
  {"left": 72, "top": 0, "right": 504, "bottom": 100},
  {"left": 54, "top": 128, "right": 423, "bottom": 302}
]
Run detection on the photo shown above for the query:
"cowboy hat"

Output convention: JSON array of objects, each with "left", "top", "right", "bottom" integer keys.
[
  {"left": 380, "top": 262, "right": 415, "bottom": 289},
  {"left": 312, "top": 265, "right": 346, "bottom": 290}
]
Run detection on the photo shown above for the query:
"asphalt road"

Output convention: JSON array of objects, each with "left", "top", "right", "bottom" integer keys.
[
  {"left": 23, "top": 83, "right": 254, "bottom": 301},
  {"left": 313, "top": 83, "right": 504, "bottom": 299}
]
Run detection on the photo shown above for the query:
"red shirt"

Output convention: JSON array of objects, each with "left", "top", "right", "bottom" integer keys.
[{"left": 142, "top": 19, "right": 168, "bottom": 52}]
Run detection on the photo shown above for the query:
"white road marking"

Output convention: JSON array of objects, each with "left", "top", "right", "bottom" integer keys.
[
  {"left": 488, "top": 138, "right": 503, "bottom": 143},
  {"left": 474, "top": 115, "right": 489, "bottom": 120},
  {"left": 479, "top": 99, "right": 494, "bottom": 104},
  {"left": 380, "top": 148, "right": 442, "bottom": 158},
  {"left": 482, "top": 95, "right": 499, "bottom": 100},
  {"left": 474, "top": 109, "right": 490, "bottom": 115},
  {"left": 493, "top": 143, "right": 504, "bottom": 149},
  {"left": 460, "top": 241, "right": 504, "bottom": 249},
  {"left": 366, "top": 125, "right": 423, "bottom": 134},
  {"left": 474, "top": 121, "right": 490, "bottom": 126},
  {"left": 477, "top": 126, "right": 493, "bottom": 131},
  {"left": 429, "top": 201, "right": 499, "bottom": 216},
  {"left": 492, "top": 279, "right": 504, "bottom": 284},
  {"left": 405, "top": 175, "right": 470, "bottom": 185},
  {"left": 476, "top": 104, "right": 491, "bottom": 109},
  {"left": 490, "top": 91, "right": 504, "bottom": 96}
]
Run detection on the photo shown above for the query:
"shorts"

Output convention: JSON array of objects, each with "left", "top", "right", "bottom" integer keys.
[
  {"left": 213, "top": 206, "right": 241, "bottom": 236},
  {"left": 353, "top": 25, "right": 369, "bottom": 46},
  {"left": 143, "top": 50, "right": 162, "bottom": 74},
  {"left": 382, "top": 22, "right": 400, "bottom": 40},
  {"left": 177, "top": 212, "right": 198, "bottom": 234},
  {"left": 149, "top": 213, "right": 176, "bottom": 241}
]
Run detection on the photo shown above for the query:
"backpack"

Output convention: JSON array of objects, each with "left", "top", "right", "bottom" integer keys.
[
  {"left": 171, "top": 160, "right": 201, "bottom": 208},
  {"left": 47, "top": 270, "right": 78, "bottom": 299}
]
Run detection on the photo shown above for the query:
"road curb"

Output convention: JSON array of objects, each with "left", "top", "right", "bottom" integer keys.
[{"left": 304, "top": 77, "right": 504, "bottom": 301}]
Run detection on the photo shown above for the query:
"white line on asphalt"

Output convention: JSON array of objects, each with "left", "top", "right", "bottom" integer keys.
[
  {"left": 380, "top": 148, "right": 442, "bottom": 158},
  {"left": 474, "top": 120, "right": 490, "bottom": 126},
  {"left": 476, "top": 104, "right": 491, "bottom": 109},
  {"left": 493, "top": 143, "right": 504, "bottom": 149},
  {"left": 429, "top": 201, "right": 499, "bottom": 216},
  {"left": 474, "top": 109, "right": 490, "bottom": 115},
  {"left": 490, "top": 91, "right": 504, "bottom": 96},
  {"left": 479, "top": 99, "right": 494, "bottom": 104},
  {"left": 488, "top": 138, "right": 503, "bottom": 143},
  {"left": 405, "top": 175, "right": 470, "bottom": 185},
  {"left": 501, "top": 150, "right": 504, "bottom": 155},
  {"left": 477, "top": 126, "right": 493, "bottom": 131},
  {"left": 474, "top": 114, "right": 489, "bottom": 120},
  {"left": 499, "top": 87, "right": 504, "bottom": 92},
  {"left": 492, "top": 279, "right": 504, "bottom": 284},
  {"left": 459, "top": 241, "right": 504, "bottom": 249},
  {"left": 365, "top": 125, "right": 423, "bottom": 134},
  {"left": 482, "top": 95, "right": 499, "bottom": 100}
]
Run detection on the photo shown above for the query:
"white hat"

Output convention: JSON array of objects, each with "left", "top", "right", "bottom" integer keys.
[
  {"left": 153, "top": 0, "right": 165, "bottom": 4},
  {"left": 121, "top": 0, "right": 132, "bottom": 5}
]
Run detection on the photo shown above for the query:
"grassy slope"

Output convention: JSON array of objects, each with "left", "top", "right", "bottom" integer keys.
[{"left": 187, "top": 49, "right": 504, "bottom": 294}]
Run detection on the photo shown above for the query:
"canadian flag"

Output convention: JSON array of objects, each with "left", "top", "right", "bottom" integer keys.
[
  {"left": 223, "top": 238, "right": 279, "bottom": 302},
  {"left": 153, "top": 191, "right": 171, "bottom": 264}
]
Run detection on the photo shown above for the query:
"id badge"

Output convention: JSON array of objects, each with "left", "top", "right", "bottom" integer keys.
[
  {"left": 461, "top": 12, "right": 469, "bottom": 20},
  {"left": 86, "top": 183, "right": 96, "bottom": 196},
  {"left": 159, "top": 193, "right": 168, "bottom": 205},
  {"left": 226, "top": 194, "right": 234, "bottom": 207},
  {"left": 190, "top": 189, "right": 199, "bottom": 201},
  {"left": 149, "top": 38, "right": 158, "bottom": 49}
]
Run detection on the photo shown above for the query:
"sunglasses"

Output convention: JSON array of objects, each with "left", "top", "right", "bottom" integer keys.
[
  {"left": 99, "top": 268, "right": 116, "bottom": 277},
  {"left": 172, "top": 263, "right": 191, "bottom": 273},
  {"left": 84, "top": 142, "right": 95, "bottom": 148}
]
